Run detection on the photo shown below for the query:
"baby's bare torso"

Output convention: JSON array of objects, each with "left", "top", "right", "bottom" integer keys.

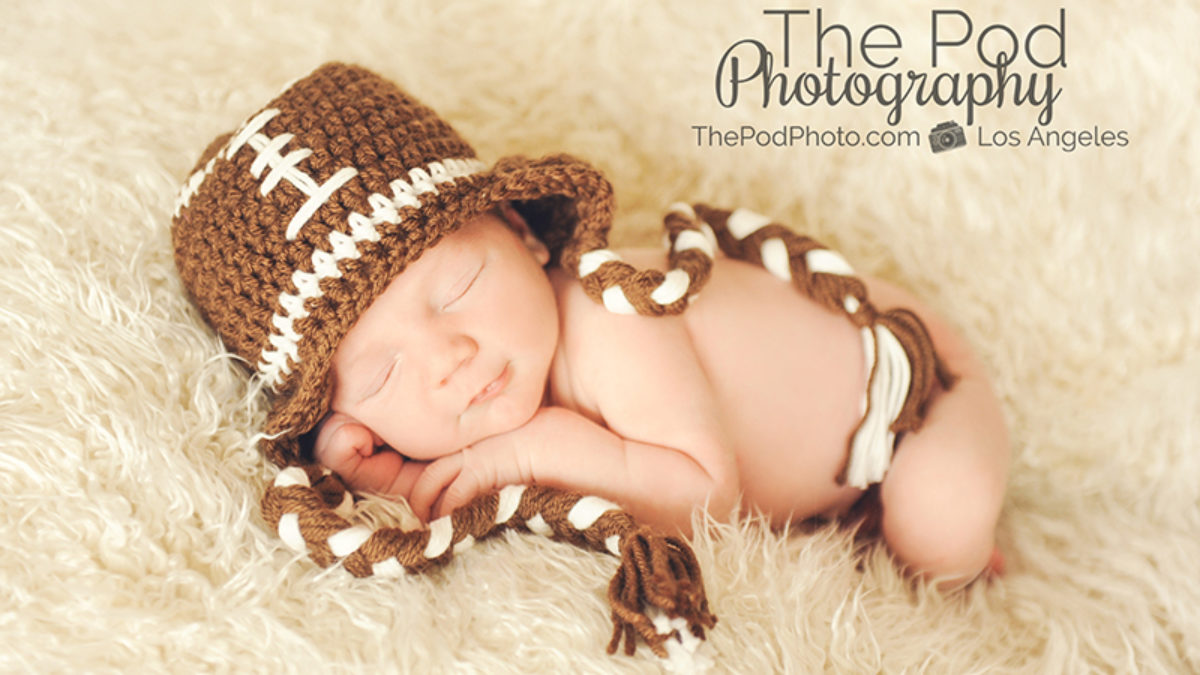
[{"left": 549, "top": 248, "right": 868, "bottom": 525}]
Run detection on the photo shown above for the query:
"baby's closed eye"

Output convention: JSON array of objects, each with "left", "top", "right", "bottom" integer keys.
[
  {"left": 441, "top": 260, "right": 483, "bottom": 310},
  {"left": 370, "top": 354, "right": 402, "bottom": 399}
]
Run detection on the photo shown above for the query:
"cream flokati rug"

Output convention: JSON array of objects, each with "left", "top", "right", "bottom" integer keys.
[{"left": 3, "top": 0, "right": 1199, "bottom": 672}]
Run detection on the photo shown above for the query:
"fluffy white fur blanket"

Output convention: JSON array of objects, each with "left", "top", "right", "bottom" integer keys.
[{"left": 3, "top": 1, "right": 1198, "bottom": 672}]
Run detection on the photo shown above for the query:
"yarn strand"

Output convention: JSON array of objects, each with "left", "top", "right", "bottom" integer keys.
[{"left": 607, "top": 526, "right": 716, "bottom": 657}]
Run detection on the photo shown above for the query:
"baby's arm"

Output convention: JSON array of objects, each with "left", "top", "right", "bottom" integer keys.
[
  {"left": 410, "top": 404, "right": 733, "bottom": 532},
  {"left": 313, "top": 412, "right": 430, "bottom": 500}
]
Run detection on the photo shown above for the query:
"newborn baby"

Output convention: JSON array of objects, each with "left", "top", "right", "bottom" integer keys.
[{"left": 313, "top": 201, "right": 1010, "bottom": 585}]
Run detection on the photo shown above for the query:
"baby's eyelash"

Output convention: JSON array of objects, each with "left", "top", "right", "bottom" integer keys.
[
  {"left": 371, "top": 355, "right": 401, "bottom": 398},
  {"left": 443, "top": 263, "right": 483, "bottom": 309}
]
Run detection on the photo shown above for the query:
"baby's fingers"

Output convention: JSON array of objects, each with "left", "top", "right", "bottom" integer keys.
[
  {"left": 431, "top": 475, "right": 481, "bottom": 521},
  {"left": 314, "top": 414, "right": 377, "bottom": 469},
  {"left": 431, "top": 449, "right": 500, "bottom": 519},
  {"left": 409, "top": 454, "right": 463, "bottom": 523}
]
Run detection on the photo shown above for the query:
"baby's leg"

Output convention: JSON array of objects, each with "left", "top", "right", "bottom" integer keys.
[{"left": 863, "top": 278, "right": 1010, "bottom": 586}]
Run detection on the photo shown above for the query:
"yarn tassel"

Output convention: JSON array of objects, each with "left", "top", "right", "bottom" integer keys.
[{"left": 606, "top": 525, "right": 717, "bottom": 657}]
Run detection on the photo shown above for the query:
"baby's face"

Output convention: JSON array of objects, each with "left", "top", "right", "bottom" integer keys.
[{"left": 328, "top": 209, "right": 558, "bottom": 460}]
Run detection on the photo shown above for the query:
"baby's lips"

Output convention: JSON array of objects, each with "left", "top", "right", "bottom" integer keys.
[{"left": 469, "top": 363, "right": 511, "bottom": 406}]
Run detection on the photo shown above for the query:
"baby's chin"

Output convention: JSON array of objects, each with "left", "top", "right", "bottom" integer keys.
[{"left": 484, "top": 389, "right": 541, "bottom": 435}]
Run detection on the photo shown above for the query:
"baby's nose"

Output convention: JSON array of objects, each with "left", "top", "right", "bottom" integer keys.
[{"left": 433, "top": 333, "right": 477, "bottom": 387}]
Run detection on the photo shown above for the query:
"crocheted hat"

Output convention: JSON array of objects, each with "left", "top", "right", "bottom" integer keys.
[{"left": 171, "top": 62, "right": 717, "bottom": 657}]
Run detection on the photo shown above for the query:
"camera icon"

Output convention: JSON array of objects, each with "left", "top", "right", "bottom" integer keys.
[{"left": 929, "top": 121, "right": 967, "bottom": 153}]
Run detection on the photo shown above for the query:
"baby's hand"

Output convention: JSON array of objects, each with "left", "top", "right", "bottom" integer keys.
[
  {"left": 313, "top": 412, "right": 426, "bottom": 500},
  {"left": 408, "top": 412, "right": 545, "bottom": 521}
]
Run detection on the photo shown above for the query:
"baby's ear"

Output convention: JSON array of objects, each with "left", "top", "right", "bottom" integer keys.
[{"left": 497, "top": 200, "right": 550, "bottom": 266}]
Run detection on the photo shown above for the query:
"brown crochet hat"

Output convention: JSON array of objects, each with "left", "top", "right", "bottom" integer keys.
[{"left": 172, "top": 62, "right": 618, "bottom": 461}]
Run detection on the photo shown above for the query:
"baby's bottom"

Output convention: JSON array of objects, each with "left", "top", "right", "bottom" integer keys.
[{"left": 863, "top": 280, "right": 1011, "bottom": 587}]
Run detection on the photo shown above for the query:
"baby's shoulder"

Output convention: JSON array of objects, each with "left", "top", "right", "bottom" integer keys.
[
  {"left": 546, "top": 248, "right": 677, "bottom": 359},
  {"left": 545, "top": 253, "right": 700, "bottom": 417}
]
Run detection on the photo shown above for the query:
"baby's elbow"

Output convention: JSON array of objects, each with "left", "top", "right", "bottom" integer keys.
[
  {"left": 661, "top": 473, "right": 737, "bottom": 538},
  {"left": 627, "top": 440, "right": 740, "bottom": 532},
  {"left": 678, "top": 447, "right": 738, "bottom": 523},
  {"left": 701, "top": 469, "right": 740, "bottom": 522}
]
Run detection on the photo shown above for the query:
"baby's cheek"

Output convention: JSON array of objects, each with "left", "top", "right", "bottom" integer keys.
[{"left": 387, "top": 411, "right": 469, "bottom": 461}]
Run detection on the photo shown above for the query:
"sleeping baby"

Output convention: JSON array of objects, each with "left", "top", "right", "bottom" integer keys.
[
  {"left": 173, "top": 63, "right": 1009, "bottom": 591},
  {"left": 313, "top": 197, "right": 1010, "bottom": 585}
]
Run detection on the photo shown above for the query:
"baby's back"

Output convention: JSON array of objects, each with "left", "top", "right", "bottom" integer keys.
[{"left": 552, "top": 248, "right": 868, "bottom": 525}]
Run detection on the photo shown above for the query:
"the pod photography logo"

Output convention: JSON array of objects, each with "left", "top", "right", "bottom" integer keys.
[{"left": 702, "top": 7, "right": 1130, "bottom": 154}]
